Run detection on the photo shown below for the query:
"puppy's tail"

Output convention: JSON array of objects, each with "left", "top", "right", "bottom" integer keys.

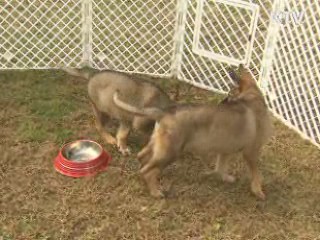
[
  {"left": 113, "top": 91, "right": 165, "bottom": 120},
  {"left": 62, "top": 67, "right": 90, "bottom": 80}
]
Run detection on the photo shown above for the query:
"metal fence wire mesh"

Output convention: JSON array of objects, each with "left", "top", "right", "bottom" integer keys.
[
  {"left": 0, "top": 0, "right": 319, "bottom": 147},
  {"left": 0, "top": 0, "right": 83, "bottom": 68},
  {"left": 264, "top": 1, "right": 320, "bottom": 147},
  {"left": 90, "top": 0, "right": 177, "bottom": 76}
]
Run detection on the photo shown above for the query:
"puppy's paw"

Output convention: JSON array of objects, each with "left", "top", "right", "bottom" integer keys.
[
  {"left": 105, "top": 136, "right": 117, "bottom": 145},
  {"left": 251, "top": 184, "right": 266, "bottom": 200},
  {"left": 150, "top": 189, "right": 165, "bottom": 199},
  {"left": 252, "top": 189, "right": 266, "bottom": 200},
  {"left": 119, "top": 146, "right": 131, "bottom": 156},
  {"left": 212, "top": 169, "right": 236, "bottom": 183},
  {"left": 117, "top": 142, "right": 131, "bottom": 155},
  {"left": 221, "top": 174, "right": 236, "bottom": 183}
]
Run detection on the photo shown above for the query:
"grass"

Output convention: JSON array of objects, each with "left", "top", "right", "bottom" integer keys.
[
  {"left": 0, "top": 70, "right": 320, "bottom": 239},
  {"left": 0, "top": 70, "right": 86, "bottom": 144}
]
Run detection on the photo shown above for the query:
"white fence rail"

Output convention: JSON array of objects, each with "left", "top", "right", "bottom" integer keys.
[{"left": 1, "top": 0, "right": 319, "bottom": 148}]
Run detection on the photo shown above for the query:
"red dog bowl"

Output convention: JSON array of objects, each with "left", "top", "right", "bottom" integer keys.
[{"left": 54, "top": 140, "right": 111, "bottom": 177}]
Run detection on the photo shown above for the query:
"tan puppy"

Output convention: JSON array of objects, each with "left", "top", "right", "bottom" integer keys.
[
  {"left": 64, "top": 68, "right": 173, "bottom": 155},
  {"left": 113, "top": 65, "right": 272, "bottom": 199}
]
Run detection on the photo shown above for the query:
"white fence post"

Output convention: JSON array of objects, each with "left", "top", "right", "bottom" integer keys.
[
  {"left": 171, "top": 0, "right": 188, "bottom": 79},
  {"left": 82, "top": 0, "right": 92, "bottom": 67},
  {"left": 259, "top": 0, "right": 284, "bottom": 91}
]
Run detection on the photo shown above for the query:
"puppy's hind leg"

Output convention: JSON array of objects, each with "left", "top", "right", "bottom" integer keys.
[
  {"left": 215, "top": 154, "right": 236, "bottom": 183},
  {"left": 243, "top": 149, "right": 265, "bottom": 200},
  {"left": 116, "top": 122, "right": 131, "bottom": 155},
  {"left": 91, "top": 102, "right": 117, "bottom": 145}
]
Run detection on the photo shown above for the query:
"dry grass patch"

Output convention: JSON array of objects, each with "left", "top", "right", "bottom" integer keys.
[{"left": 0, "top": 70, "right": 319, "bottom": 239}]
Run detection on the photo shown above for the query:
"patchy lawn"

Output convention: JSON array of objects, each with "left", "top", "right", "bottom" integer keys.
[{"left": 0, "top": 70, "right": 320, "bottom": 240}]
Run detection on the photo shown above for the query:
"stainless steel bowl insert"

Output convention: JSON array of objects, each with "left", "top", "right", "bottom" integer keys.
[{"left": 62, "top": 140, "right": 102, "bottom": 162}]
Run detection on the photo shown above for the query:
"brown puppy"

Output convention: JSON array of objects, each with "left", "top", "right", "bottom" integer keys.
[
  {"left": 64, "top": 68, "right": 173, "bottom": 155},
  {"left": 113, "top": 65, "right": 272, "bottom": 199}
]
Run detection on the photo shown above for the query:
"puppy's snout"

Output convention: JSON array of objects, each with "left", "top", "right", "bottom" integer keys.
[
  {"left": 229, "top": 70, "right": 236, "bottom": 79},
  {"left": 228, "top": 69, "right": 240, "bottom": 84},
  {"left": 239, "top": 64, "right": 245, "bottom": 69}
]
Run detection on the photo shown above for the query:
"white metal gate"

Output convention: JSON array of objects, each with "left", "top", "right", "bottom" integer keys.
[{"left": 1, "top": 0, "right": 320, "bottom": 148}]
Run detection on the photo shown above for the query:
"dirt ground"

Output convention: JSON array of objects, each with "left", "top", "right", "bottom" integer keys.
[{"left": 0, "top": 70, "right": 320, "bottom": 240}]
